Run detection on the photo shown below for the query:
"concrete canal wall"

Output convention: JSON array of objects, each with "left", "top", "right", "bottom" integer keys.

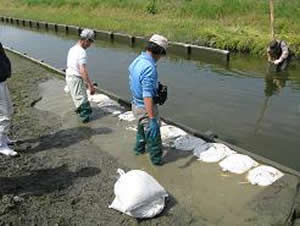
[{"left": 0, "top": 16, "right": 230, "bottom": 64}]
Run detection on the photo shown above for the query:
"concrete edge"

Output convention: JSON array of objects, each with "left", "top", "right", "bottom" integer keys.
[
  {"left": 0, "top": 16, "right": 230, "bottom": 63},
  {"left": 3, "top": 45, "right": 300, "bottom": 178},
  {"left": 112, "top": 32, "right": 134, "bottom": 46}
]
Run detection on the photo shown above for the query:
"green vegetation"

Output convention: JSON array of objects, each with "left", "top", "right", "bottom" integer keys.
[{"left": 0, "top": 0, "right": 300, "bottom": 55}]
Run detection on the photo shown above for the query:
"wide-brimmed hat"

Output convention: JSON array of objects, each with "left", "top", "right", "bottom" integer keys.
[{"left": 149, "top": 34, "right": 168, "bottom": 51}]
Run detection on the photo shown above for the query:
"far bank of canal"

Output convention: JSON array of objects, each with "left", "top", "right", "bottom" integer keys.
[{"left": 0, "top": 21, "right": 300, "bottom": 172}]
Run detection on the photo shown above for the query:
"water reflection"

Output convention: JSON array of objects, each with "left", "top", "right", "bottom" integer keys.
[
  {"left": 264, "top": 71, "right": 289, "bottom": 97},
  {"left": 255, "top": 70, "right": 289, "bottom": 134}
]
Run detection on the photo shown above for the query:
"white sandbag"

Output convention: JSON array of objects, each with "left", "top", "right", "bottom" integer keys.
[
  {"left": 160, "top": 125, "right": 187, "bottom": 141},
  {"left": 126, "top": 126, "right": 138, "bottom": 132},
  {"left": 219, "top": 154, "right": 259, "bottom": 174},
  {"left": 97, "top": 99, "right": 118, "bottom": 108},
  {"left": 109, "top": 169, "right": 168, "bottom": 218},
  {"left": 96, "top": 98, "right": 122, "bottom": 113},
  {"left": 64, "top": 84, "right": 70, "bottom": 94},
  {"left": 174, "top": 135, "right": 206, "bottom": 151},
  {"left": 193, "top": 143, "right": 236, "bottom": 163},
  {"left": 112, "top": 110, "right": 122, "bottom": 116},
  {"left": 88, "top": 93, "right": 110, "bottom": 104},
  {"left": 247, "top": 165, "right": 284, "bottom": 186},
  {"left": 129, "top": 197, "right": 166, "bottom": 218},
  {"left": 99, "top": 104, "right": 122, "bottom": 114},
  {"left": 118, "top": 111, "right": 136, "bottom": 122},
  {"left": 161, "top": 121, "right": 167, "bottom": 126}
]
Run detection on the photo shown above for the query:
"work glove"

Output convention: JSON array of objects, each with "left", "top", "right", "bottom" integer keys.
[
  {"left": 148, "top": 118, "right": 159, "bottom": 139},
  {"left": 273, "top": 59, "right": 281, "bottom": 65}
]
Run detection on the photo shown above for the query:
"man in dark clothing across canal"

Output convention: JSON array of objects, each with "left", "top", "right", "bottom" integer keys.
[
  {"left": 267, "top": 39, "right": 291, "bottom": 72},
  {"left": 128, "top": 34, "right": 168, "bottom": 166}
]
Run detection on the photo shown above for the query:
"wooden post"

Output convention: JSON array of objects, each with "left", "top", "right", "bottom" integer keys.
[{"left": 269, "top": 0, "right": 275, "bottom": 39}]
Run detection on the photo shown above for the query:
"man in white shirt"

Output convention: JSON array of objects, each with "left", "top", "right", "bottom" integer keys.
[{"left": 66, "top": 29, "right": 96, "bottom": 123}]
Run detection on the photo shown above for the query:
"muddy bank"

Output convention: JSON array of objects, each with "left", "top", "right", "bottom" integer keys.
[{"left": 0, "top": 52, "right": 192, "bottom": 225}]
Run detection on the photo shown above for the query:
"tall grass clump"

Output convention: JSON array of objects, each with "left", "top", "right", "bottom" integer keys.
[{"left": 146, "top": 0, "right": 157, "bottom": 15}]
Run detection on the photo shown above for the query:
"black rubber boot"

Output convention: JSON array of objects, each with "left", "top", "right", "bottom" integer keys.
[{"left": 134, "top": 123, "right": 146, "bottom": 155}]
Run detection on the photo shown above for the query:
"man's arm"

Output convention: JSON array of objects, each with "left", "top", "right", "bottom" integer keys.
[
  {"left": 144, "top": 97, "right": 155, "bottom": 119},
  {"left": 141, "top": 66, "right": 156, "bottom": 118},
  {"left": 278, "top": 41, "right": 289, "bottom": 63},
  {"left": 144, "top": 96, "right": 159, "bottom": 138},
  {"left": 79, "top": 64, "right": 95, "bottom": 95}
]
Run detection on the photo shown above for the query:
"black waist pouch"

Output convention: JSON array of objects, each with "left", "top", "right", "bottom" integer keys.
[{"left": 153, "top": 82, "right": 168, "bottom": 105}]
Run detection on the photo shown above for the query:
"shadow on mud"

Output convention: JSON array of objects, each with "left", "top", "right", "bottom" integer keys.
[
  {"left": 0, "top": 165, "right": 100, "bottom": 196},
  {"left": 16, "top": 126, "right": 113, "bottom": 153}
]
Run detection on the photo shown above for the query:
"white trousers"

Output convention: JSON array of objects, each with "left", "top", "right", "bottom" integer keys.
[
  {"left": 0, "top": 81, "right": 13, "bottom": 144},
  {"left": 65, "top": 74, "right": 88, "bottom": 108}
]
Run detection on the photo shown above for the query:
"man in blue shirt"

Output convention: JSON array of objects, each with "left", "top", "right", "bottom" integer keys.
[{"left": 129, "top": 34, "right": 168, "bottom": 166}]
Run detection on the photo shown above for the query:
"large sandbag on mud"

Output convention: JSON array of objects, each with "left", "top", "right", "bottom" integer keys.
[
  {"left": 247, "top": 165, "right": 284, "bottom": 186},
  {"left": 109, "top": 169, "right": 168, "bottom": 218},
  {"left": 219, "top": 154, "right": 259, "bottom": 174},
  {"left": 193, "top": 143, "right": 236, "bottom": 163},
  {"left": 174, "top": 135, "right": 206, "bottom": 151}
]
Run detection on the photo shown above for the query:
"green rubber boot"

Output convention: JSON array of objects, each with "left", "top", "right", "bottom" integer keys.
[
  {"left": 78, "top": 102, "right": 92, "bottom": 123},
  {"left": 134, "top": 123, "right": 146, "bottom": 155},
  {"left": 147, "top": 131, "right": 163, "bottom": 165}
]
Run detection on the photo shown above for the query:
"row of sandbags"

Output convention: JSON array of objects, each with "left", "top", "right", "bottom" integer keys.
[
  {"left": 69, "top": 90, "right": 284, "bottom": 218},
  {"left": 159, "top": 125, "right": 284, "bottom": 187},
  {"left": 116, "top": 110, "right": 284, "bottom": 186}
]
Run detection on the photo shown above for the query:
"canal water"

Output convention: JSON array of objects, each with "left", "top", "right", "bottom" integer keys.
[{"left": 0, "top": 23, "right": 299, "bottom": 171}]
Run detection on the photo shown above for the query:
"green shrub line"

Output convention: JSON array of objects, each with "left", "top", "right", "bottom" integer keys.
[{"left": 0, "top": 0, "right": 300, "bottom": 56}]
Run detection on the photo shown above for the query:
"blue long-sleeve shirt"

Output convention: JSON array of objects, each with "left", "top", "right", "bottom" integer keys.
[{"left": 129, "top": 52, "right": 158, "bottom": 107}]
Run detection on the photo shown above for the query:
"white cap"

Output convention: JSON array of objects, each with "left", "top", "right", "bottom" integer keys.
[
  {"left": 149, "top": 34, "right": 168, "bottom": 51},
  {"left": 80, "top": 29, "right": 95, "bottom": 42}
]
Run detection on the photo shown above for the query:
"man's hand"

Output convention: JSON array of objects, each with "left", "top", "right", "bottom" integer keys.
[
  {"left": 148, "top": 118, "right": 159, "bottom": 139},
  {"left": 79, "top": 64, "right": 95, "bottom": 95},
  {"left": 273, "top": 59, "right": 281, "bottom": 65},
  {"left": 89, "top": 84, "right": 96, "bottom": 95}
]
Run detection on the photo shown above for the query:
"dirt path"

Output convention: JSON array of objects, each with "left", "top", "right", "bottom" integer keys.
[{"left": 0, "top": 52, "right": 192, "bottom": 226}]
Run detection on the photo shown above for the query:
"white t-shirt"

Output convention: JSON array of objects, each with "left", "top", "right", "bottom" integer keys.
[{"left": 66, "top": 44, "right": 87, "bottom": 77}]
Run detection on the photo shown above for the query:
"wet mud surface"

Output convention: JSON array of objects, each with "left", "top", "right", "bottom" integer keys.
[{"left": 0, "top": 52, "right": 193, "bottom": 226}]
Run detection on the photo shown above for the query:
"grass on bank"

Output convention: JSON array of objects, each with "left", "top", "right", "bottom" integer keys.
[{"left": 0, "top": 0, "right": 300, "bottom": 56}]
